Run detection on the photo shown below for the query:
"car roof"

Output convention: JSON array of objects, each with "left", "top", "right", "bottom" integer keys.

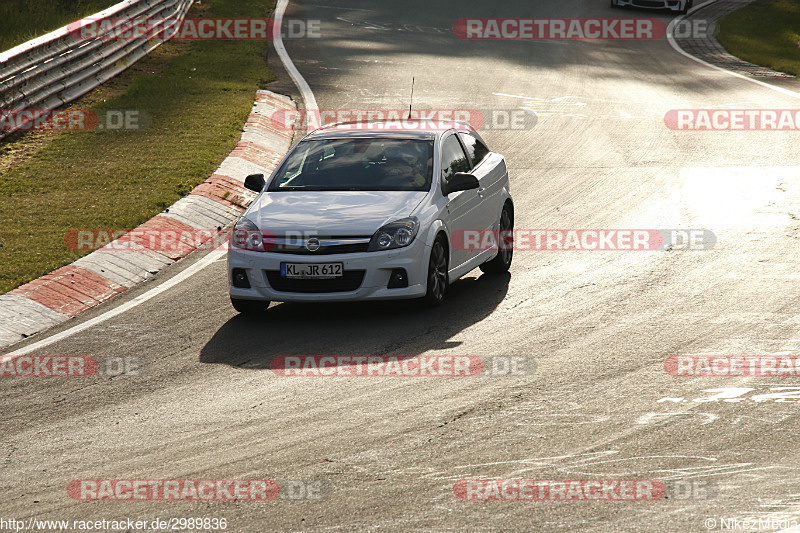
[{"left": 302, "top": 119, "right": 476, "bottom": 141}]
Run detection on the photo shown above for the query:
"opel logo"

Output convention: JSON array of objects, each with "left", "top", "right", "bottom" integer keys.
[{"left": 305, "top": 237, "right": 321, "bottom": 252}]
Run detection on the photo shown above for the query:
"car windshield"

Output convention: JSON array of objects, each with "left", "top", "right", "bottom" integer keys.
[{"left": 268, "top": 138, "right": 434, "bottom": 192}]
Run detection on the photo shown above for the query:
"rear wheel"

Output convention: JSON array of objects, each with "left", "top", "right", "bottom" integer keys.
[
  {"left": 480, "top": 203, "right": 514, "bottom": 274},
  {"left": 423, "top": 236, "right": 448, "bottom": 307},
  {"left": 231, "top": 297, "right": 269, "bottom": 314}
]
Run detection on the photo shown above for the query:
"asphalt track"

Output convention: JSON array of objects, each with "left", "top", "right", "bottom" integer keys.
[{"left": 3, "top": 1, "right": 800, "bottom": 531}]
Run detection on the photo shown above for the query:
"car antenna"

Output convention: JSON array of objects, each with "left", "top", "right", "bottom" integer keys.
[{"left": 406, "top": 77, "right": 415, "bottom": 120}]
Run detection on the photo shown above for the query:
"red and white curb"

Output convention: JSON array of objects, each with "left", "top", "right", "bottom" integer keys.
[{"left": 0, "top": 90, "right": 297, "bottom": 349}]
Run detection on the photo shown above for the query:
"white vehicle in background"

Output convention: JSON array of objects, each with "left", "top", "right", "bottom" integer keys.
[
  {"left": 227, "top": 119, "right": 514, "bottom": 314},
  {"left": 610, "top": 0, "right": 692, "bottom": 14}
]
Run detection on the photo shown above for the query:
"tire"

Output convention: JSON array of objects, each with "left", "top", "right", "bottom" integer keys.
[
  {"left": 423, "top": 236, "right": 448, "bottom": 307},
  {"left": 231, "top": 297, "right": 269, "bottom": 314},
  {"left": 480, "top": 203, "right": 514, "bottom": 274},
  {"left": 610, "top": 0, "right": 620, "bottom": 8},
  {"left": 679, "top": 0, "right": 692, "bottom": 14}
]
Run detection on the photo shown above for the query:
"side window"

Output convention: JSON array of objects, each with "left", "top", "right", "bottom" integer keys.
[
  {"left": 459, "top": 132, "right": 490, "bottom": 168},
  {"left": 440, "top": 134, "right": 471, "bottom": 182}
]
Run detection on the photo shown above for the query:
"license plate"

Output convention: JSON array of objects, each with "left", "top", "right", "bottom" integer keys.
[{"left": 280, "top": 262, "right": 343, "bottom": 279}]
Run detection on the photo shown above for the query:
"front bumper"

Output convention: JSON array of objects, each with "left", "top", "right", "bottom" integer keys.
[
  {"left": 227, "top": 238, "right": 429, "bottom": 302},
  {"left": 616, "top": 0, "right": 685, "bottom": 11}
]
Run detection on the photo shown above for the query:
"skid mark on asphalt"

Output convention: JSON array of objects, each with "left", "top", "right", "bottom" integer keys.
[
  {"left": 511, "top": 413, "right": 612, "bottom": 426},
  {"left": 335, "top": 17, "right": 451, "bottom": 34},
  {"left": 637, "top": 412, "right": 719, "bottom": 425},
  {"left": 491, "top": 92, "right": 668, "bottom": 120},
  {"left": 730, "top": 414, "right": 793, "bottom": 425},
  {"left": 435, "top": 451, "right": 779, "bottom": 481},
  {"left": 510, "top": 454, "right": 778, "bottom": 480},
  {"left": 493, "top": 93, "right": 587, "bottom": 106}
]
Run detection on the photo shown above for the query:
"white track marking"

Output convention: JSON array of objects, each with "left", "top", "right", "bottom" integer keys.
[
  {"left": 5, "top": 250, "right": 225, "bottom": 356},
  {"left": 4, "top": 1, "right": 318, "bottom": 356},
  {"left": 667, "top": 0, "right": 800, "bottom": 100},
  {"left": 275, "top": 0, "right": 319, "bottom": 113}
]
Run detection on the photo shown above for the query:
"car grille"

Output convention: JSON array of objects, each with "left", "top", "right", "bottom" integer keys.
[
  {"left": 632, "top": 0, "right": 664, "bottom": 6},
  {"left": 268, "top": 242, "right": 370, "bottom": 255},
  {"left": 265, "top": 237, "right": 371, "bottom": 255},
  {"left": 265, "top": 270, "right": 366, "bottom": 293}
]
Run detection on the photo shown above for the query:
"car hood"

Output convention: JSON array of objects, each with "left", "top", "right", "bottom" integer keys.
[{"left": 247, "top": 191, "right": 428, "bottom": 235}]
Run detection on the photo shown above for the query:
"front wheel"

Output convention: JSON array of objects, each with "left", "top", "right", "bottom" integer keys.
[
  {"left": 422, "top": 237, "right": 448, "bottom": 307},
  {"left": 231, "top": 297, "right": 269, "bottom": 315},
  {"left": 480, "top": 203, "right": 514, "bottom": 274}
]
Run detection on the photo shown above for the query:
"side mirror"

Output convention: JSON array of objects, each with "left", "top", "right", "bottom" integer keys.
[
  {"left": 244, "top": 173, "right": 266, "bottom": 192},
  {"left": 443, "top": 172, "right": 479, "bottom": 195}
]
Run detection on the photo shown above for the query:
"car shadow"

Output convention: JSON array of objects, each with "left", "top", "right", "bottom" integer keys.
[{"left": 199, "top": 271, "right": 510, "bottom": 370}]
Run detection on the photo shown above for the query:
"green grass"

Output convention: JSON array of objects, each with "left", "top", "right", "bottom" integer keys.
[
  {"left": 716, "top": 0, "right": 800, "bottom": 77},
  {"left": 0, "top": 0, "right": 122, "bottom": 53},
  {"left": 0, "top": 0, "right": 276, "bottom": 294}
]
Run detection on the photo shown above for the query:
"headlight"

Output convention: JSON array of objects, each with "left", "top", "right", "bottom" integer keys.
[
  {"left": 231, "top": 217, "right": 273, "bottom": 252},
  {"left": 368, "top": 217, "right": 419, "bottom": 252}
]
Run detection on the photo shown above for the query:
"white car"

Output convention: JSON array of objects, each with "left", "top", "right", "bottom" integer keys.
[
  {"left": 610, "top": 0, "right": 692, "bottom": 14},
  {"left": 226, "top": 120, "right": 514, "bottom": 313}
]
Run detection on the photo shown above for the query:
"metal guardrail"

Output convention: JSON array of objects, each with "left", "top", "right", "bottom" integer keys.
[{"left": 0, "top": 0, "right": 194, "bottom": 139}]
